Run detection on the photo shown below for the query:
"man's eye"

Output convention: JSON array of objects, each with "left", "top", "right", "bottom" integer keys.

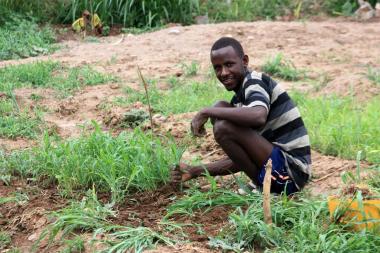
[{"left": 226, "top": 63, "right": 233, "bottom": 67}]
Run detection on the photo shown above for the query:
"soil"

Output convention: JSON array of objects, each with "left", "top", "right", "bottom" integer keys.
[{"left": 1, "top": 18, "right": 379, "bottom": 252}]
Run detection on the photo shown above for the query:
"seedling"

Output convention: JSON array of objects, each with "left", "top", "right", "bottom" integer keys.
[{"left": 262, "top": 53, "right": 305, "bottom": 81}]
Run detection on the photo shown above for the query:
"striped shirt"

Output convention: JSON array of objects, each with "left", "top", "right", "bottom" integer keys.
[{"left": 230, "top": 71, "right": 311, "bottom": 189}]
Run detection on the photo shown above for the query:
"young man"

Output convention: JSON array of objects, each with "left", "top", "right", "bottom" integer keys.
[
  {"left": 172, "top": 37, "right": 311, "bottom": 194},
  {"left": 72, "top": 10, "right": 103, "bottom": 35}
]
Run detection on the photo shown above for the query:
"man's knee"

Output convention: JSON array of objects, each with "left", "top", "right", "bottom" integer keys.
[{"left": 213, "top": 120, "right": 234, "bottom": 142}]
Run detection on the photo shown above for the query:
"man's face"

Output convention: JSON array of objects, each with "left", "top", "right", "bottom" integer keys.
[{"left": 211, "top": 46, "right": 248, "bottom": 91}]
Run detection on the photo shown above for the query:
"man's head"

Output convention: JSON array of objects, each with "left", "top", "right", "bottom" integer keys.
[
  {"left": 210, "top": 37, "right": 248, "bottom": 91},
  {"left": 82, "top": 10, "right": 91, "bottom": 20}
]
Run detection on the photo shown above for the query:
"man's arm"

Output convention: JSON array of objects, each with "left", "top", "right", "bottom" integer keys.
[
  {"left": 191, "top": 106, "right": 267, "bottom": 136},
  {"left": 171, "top": 157, "right": 241, "bottom": 182}
]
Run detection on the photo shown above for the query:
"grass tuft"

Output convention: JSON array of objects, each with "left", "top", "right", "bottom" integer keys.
[
  {"left": 261, "top": 53, "right": 305, "bottom": 81},
  {"left": 0, "top": 14, "right": 56, "bottom": 60},
  {"left": 0, "top": 61, "right": 115, "bottom": 95},
  {"left": 0, "top": 98, "right": 44, "bottom": 139},
  {"left": 1, "top": 123, "right": 182, "bottom": 202},
  {"left": 367, "top": 66, "right": 380, "bottom": 85},
  {"left": 292, "top": 93, "right": 380, "bottom": 164},
  {"left": 119, "top": 77, "right": 230, "bottom": 115}
]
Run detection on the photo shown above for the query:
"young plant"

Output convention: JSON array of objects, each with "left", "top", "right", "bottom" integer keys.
[
  {"left": 0, "top": 231, "right": 11, "bottom": 250},
  {"left": 261, "top": 53, "right": 305, "bottom": 81},
  {"left": 292, "top": 92, "right": 380, "bottom": 164},
  {"left": 0, "top": 14, "right": 56, "bottom": 60},
  {"left": 3, "top": 123, "right": 181, "bottom": 202},
  {"left": 0, "top": 61, "right": 115, "bottom": 95},
  {"left": 367, "top": 66, "right": 380, "bottom": 85},
  {"left": 181, "top": 61, "right": 200, "bottom": 76}
]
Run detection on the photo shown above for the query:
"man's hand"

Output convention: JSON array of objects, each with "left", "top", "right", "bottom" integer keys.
[
  {"left": 191, "top": 110, "right": 209, "bottom": 137},
  {"left": 171, "top": 163, "right": 194, "bottom": 183}
]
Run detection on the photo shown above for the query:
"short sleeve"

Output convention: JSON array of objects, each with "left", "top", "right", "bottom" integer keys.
[{"left": 243, "top": 82, "right": 270, "bottom": 112}]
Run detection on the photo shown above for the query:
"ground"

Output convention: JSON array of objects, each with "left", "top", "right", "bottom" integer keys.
[{"left": 0, "top": 18, "right": 379, "bottom": 252}]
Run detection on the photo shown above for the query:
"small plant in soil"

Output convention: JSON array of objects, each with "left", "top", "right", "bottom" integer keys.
[
  {"left": 367, "top": 66, "right": 380, "bottom": 85},
  {"left": 0, "top": 14, "right": 57, "bottom": 60},
  {"left": 0, "top": 230, "right": 11, "bottom": 250},
  {"left": 0, "top": 97, "right": 44, "bottom": 139},
  {"left": 0, "top": 61, "right": 115, "bottom": 96},
  {"left": 181, "top": 61, "right": 200, "bottom": 76},
  {"left": 261, "top": 53, "right": 306, "bottom": 81},
  {"left": 2, "top": 122, "right": 181, "bottom": 202}
]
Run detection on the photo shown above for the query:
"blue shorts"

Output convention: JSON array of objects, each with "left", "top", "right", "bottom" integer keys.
[{"left": 258, "top": 146, "right": 298, "bottom": 195}]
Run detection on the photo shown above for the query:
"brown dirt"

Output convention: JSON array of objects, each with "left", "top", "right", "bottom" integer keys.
[
  {"left": 1, "top": 18, "right": 380, "bottom": 252},
  {"left": 0, "top": 180, "right": 67, "bottom": 252}
]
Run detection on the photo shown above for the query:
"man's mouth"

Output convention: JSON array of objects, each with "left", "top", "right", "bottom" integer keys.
[{"left": 222, "top": 78, "right": 235, "bottom": 86}]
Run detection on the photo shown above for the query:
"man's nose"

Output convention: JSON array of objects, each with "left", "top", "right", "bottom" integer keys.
[{"left": 221, "top": 66, "right": 229, "bottom": 76}]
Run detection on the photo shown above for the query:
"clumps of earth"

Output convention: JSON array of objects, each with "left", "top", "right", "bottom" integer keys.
[{"left": 340, "top": 183, "right": 374, "bottom": 199}]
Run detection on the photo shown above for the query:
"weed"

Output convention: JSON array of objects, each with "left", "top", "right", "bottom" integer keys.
[
  {"left": 0, "top": 61, "right": 115, "bottom": 95},
  {"left": 120, "top": 78, "right": 230, "bottom": 115},
  {"left": 95, "top": 226, "right": 175, "bottom": 253},
  {"left": 181, "top": 61, "right": 200, "bottom": 77},
  {"left": 0, "top": 231, "right": 11, "bottom": 250},
  {"left": 367, "top": 66, "right": 380, "bottom": 85},
  {"left": 121, "top": 27, "right": 162, "bottom": 35},
  {"left": 84, "top": 36, "right": 101, "bottom": 43},
  {"left": 207, "top": 189, "right": 380, "bottom": 252},
  {"left": 60, "top": 236, "right": 85, "bottom": 253},
  {"left": 292, "top": 93, "right": 380, "bottom": 163},
  {"left": 262, "top": 53, "right": 305, "bottom": 81},
  {"left": 0, "top": 14, "right": 56, "bottom": 60},
  {"left": 0, "top": 192, "right": 29, "bottom": 205},
  {"left": 39, "top": 189, "right": 174, "bottom": 253},
  {"left": 2, "top": 123, "right": 181, "bottom": 202},
  {"left": 0, "top": 98, "right": 44, "bottom": 139}
]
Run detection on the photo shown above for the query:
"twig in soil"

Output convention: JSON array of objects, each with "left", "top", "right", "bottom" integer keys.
[
  {"left": 263, "top": 159, "right": 273, "bottom": 225},
  {"left": 312, "top": 164, "right": 354, "bottom": 183},
  {"left": 137, "top": 66, "right": 154, "bottom": 131},
  {"left": 202, "top": 149, "right": 220, "bottom": 158}
]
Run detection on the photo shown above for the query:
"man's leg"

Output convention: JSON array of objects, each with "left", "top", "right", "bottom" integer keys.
[{"left": 213, "top": 119, "right": 273, "bottom": 185}]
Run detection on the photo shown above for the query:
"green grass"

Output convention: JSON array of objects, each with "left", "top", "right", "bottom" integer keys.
[
  {"left": 181, "top": 61, "right": 200, "bottom": 77},
  {"left": 38, "top": 189, "right": 174, "bottom": 253},
  {"left": 0, "top": 61, "right": 115, "bottom": 95},
  {"left": 0, "top": 98, "right": 44, "bottom": 139},
  {"left": 165, "top": 182, "right": 380, "bottom": 252},
  {"left": 211, "top": 194, "right": 380, "bottom": 252},
  {"left": 368, "top": 66, "right": 380, "bottom": 85},
  {"left": 292, "top": 93, "right": 380, "bottom": 164},
  {"left": 0, "top": 14, "right": 56, "bottom": 60},
  {"left": 262, "top": 53, "right": 306, "bottom": 81},
  {"left": 0, "top": 231, "right": 11, "bottom": 250},
  {"left": 1, "top": 123, "right": 182, "bottom": 202},
  {"left": 118, "top": 77, "right": 230, "bottom": 115}
]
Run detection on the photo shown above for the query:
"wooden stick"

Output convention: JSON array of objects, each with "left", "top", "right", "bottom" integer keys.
[
  {"left": 312, "top": 164, "right": 354, "bottom": 183},
  {"left": 137, "top": 66, "right": 154, "bottom": 131},
  {"left": 263, "top": 158, "right": 273, "bottom": 225}
]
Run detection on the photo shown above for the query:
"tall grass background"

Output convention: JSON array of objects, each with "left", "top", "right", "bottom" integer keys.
[{"left": 1, "top": 0, "right": 373, "bottom": 27}]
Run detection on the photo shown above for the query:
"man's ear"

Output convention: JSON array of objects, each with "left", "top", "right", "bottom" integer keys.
[{"left": 242, "top": 54, "right": 249, "bottom": 67}]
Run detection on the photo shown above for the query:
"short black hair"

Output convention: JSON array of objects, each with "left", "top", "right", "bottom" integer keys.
[{"left": 211, "top": 37, "right": 244, "bottom": 58}]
